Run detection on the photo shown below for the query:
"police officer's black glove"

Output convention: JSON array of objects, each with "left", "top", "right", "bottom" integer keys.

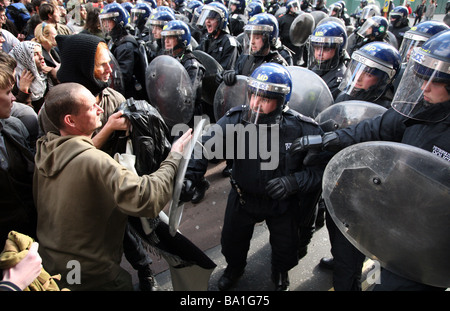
[
  {"left": 222, "top": 70, "right": 237, "bottom": 86},
  {"left": 179, "top": 179, "right": 196, "bottom": 203},
  {"left": 290, "top": 132, "right": 341, "bottom": 156},
  {"left": 215, "top": 71, "right": 224, "bottom": 86},
  {"left": 265, "top": 176, "right": 299, "bottom": 201}
]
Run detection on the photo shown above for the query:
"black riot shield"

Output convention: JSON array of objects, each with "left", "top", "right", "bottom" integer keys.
[
  {"left": 322, "top": 141, "right": 450, "bottom": 288},
  {"left": 168, "top": 118, "right": 207, "bottom": 237},
  {"left": 145, "top": 55, "right": 195, "bottom": 127},
  {"left": 315, "top": 100, "right": 387, "bottom": 132},
  {"left": 286, "top": 66, "right": 334, "bottom": 118},
  {"left": 289, "top": 12, "right": 315, "bottom": 47},
  {"left": 213, "top": 75, "right": 248, "bottom": 121},
  {"left": 317, "top": 16, "right": 346, "bottom": 29},
  {"left": 310, "top": 10, "right": 328, "bottom": 27},
  {"left": 192, "top": 50, "right": 224, "bottom": 105},
  {"left": 108, "top": 52, "right": 125, "bottom": 95}
]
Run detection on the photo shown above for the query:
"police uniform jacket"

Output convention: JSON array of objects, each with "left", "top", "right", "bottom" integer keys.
[
  {"left": 185, "top": 105, "right": 325, "bottom": 215},
  {"left": 196, "top": 31, "right": 240, "bottom": 70}
]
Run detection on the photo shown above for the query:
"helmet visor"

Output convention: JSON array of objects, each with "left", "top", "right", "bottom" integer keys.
[
  {"left": 398, "top": 32, "right": 429, "bottom": 64},
  {"left": 391, "top": 47, "right": 450, "bottom": 121},
  {"left": 196, "top": 6, "right": 223, "bottom": 30},
  {"left": 242, "top": 77, "right": 289, "bottom": 124},
  {"left": 99, "top": 12, "right": 119, "bottom": 36},
  {"left": 338, "top": 58, "right": 390, "bottom": 101},
  {"left": 307, "top": 35, "right": 343, "bottom": 71},
  {"left": 161, "top": 28, "right": 185, "bottom": 55},
  {"left": 242, "top": 25, "right": 272, "bottom": 56}
]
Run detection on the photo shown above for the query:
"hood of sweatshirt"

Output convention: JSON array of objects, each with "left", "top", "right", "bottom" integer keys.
[{"left": 35, "top": 132, "right": 94, "bottom": 178}]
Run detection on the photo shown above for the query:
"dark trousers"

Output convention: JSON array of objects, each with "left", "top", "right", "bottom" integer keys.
[
  {"left": 123, "top": 223, "right": 153, "bottom": 272},
  {"left": 220, "top": 189, "right": 299, "bottom": 273},
  {"left": 326, "top": 211, "right": 366, "bottom": 291}
]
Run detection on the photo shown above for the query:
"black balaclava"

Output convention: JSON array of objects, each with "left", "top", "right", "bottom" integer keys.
[{"left": 56, "top": 34, "right": 110, "bottom": 97}]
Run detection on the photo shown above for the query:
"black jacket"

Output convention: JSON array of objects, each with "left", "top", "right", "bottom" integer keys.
[
  {"left": 185, "top": 105, "right": 325, "bottom": 215},
  {"left": 196, "top": 31, "right": 240, "bottom": 70}
]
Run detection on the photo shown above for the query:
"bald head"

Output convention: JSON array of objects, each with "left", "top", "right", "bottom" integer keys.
[{"left": 44, "top": 83, "right": 102, "bottom": 136}]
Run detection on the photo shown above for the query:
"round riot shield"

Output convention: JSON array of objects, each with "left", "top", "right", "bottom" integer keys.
[
  {"left": 168, "top": 118, "right": 207, "bottom": 236},
  {"left": 289, "top": 12, "right": 315, "bottom": 46},
  {"left": 317, "top": 16, "right": 346, "bottom": 29},
  {"left": 286, "top": 66, "right": 334, "bottom": 118},
  {"left": 323, "top": 141, "right": 450, "bottom": 288},
  {"left": 213, "top": 75, "right": 248, "bottom": 121},
  {"left": 108, "top": 52, "right": 125, "bottom": 96},
  {"left": 386, "top": 31, "right": 399, "bottom": 50},
  {"left": 310, "top": 10, "right": 328, "bottom": 27},
  {"left": 315, "top": 100, "right": 387, "bottom": 132},
  {"left": 192, "top": 50, "right": 224, "bottom": 105},
  {"left": 146, "top": 55, "right": 195, "bottom": 127}
]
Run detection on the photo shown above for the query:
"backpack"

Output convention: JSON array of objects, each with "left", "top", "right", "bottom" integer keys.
[{"left": 6, "top": 3, "right": 31, "bottom": 33}]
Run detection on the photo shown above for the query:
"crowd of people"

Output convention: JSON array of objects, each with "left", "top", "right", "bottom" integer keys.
[{"left": 0, "top": 0, "right": 449, "bottom": 292}]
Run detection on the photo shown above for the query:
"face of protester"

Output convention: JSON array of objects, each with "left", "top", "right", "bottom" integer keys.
[
  {"left": 49, "top": 7, "right": 61, "bottom": 23},
  {"left": 66, "top": 88, "right": 104, "bottom": 136},
  {"left": 33, "top": 46, "right": 46, "bottom": 72},
  {"left": 0, "top": 83, "right": 15, "bottom": 119},
  {"left": 0, "top": 10, "right": 7, "bottom": 26},
  {"left": 421, "top": 80, "right": 450, "bottom": 104},
  {"left": 94, "top": 46, "right": 112, "bottom": 82}
]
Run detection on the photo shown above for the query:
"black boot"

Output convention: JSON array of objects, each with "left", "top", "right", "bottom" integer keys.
[
  {"left": 138, "top": 267, "right": 160, "bottom": 291},
  {"left": 191, "top": 178, "right": 210, "bottom": 204},
  {"left": 271, "top": 270, "right": 289, "bottom": 291},
  {"left": 319, "top": 257, "right": 334, "bottom": 270},
  {"left": 217, "top": 266, "right": 244, "bottom": 291}
]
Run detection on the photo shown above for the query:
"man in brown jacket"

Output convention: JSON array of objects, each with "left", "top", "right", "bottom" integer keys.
[{"left": 33, "top": 82, "right": 192, "bottom": 290}]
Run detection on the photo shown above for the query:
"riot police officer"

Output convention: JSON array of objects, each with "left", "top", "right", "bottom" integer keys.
[
  {"left": 195, "top": 2, "right": 240, "bottom": 71},
  {"left": 389, "top": 6, "right": 411, "bottom": 47},
  {"left": 218, "top": 13, "right": 288, "bottom": 87},
  {"left": 393, "top": 20, "right": 449, "bottom": 92},
  {"left": 335, "top": 41, "right": 402, "bottom": 108},
  {"left": 181, "top": 63, "right": 325, "bottom": 291},
  {"left": 290, "top": 29, "right": 450, "bottom": 291},
  {"left": 216, "top": 12, "right": 289, "bottom": 178},
  {"left": 347, "top": 16, "right": 389, "bottom": 56},
  {"left": 160, "top": 20, "right": 205, "bottom": 125},
  {"left": 307, "top": 21, "right": 348, "bottom": 99},
  {"left": 130, "top": 1, "right": 153, "bottom": 42},
  {"left": 99, "top": 2, "right": 147, "bottom": 101},
  {"left": 277, "top": 0, "right": 302, "bottom": 65},
  {"left": 146, "top": 9, "right": 176, "bottom": 61},
  {"left": 228, "top": 0, "right": 247, "bottom": 36}
]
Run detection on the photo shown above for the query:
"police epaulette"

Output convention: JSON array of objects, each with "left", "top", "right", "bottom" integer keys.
[
  {"left": 226, "top": 104, "right": 246, "bottom": 116},
  {"left": 284, "top": 108, "right": 318, "bottom": 125}
]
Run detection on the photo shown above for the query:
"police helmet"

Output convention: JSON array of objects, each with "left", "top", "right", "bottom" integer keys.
[
  {"left": 243, "top": 63, "right": 292, "bottom": 124},
  {"left": 357, "top": 16, "right": 388, "bottom": 42},
  {"left": 245, "top": 1, "right": 265, "bottom": 19},
  {"left": 196, "top": 2, "right": 229, "bottom": 32},
  {"left": 392, "top": 29, "right": 450, "bottom": 121},
  {"left": 390, "top": 6, "right": 408, "bottom": 28},
  {"left": 99, "top": 3, "right": 130, "bottom": 36},
  {"left": 243, "top": 13, "right": 279, "bottom": 56},
  {"left": 130, "top": 2, "right": 153, "bottom": 28},
  {"left": 399, "top": 21, "right": 449, "bottom": 63},
  {"left": 161, "top": 20, "right": 191, "bottom": 56},
  {"left": 339, "top": 41, "right": 401, "bottom": 102},
  {"left": 308, "top": 21, "right": 347, "bottom": 72}
]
